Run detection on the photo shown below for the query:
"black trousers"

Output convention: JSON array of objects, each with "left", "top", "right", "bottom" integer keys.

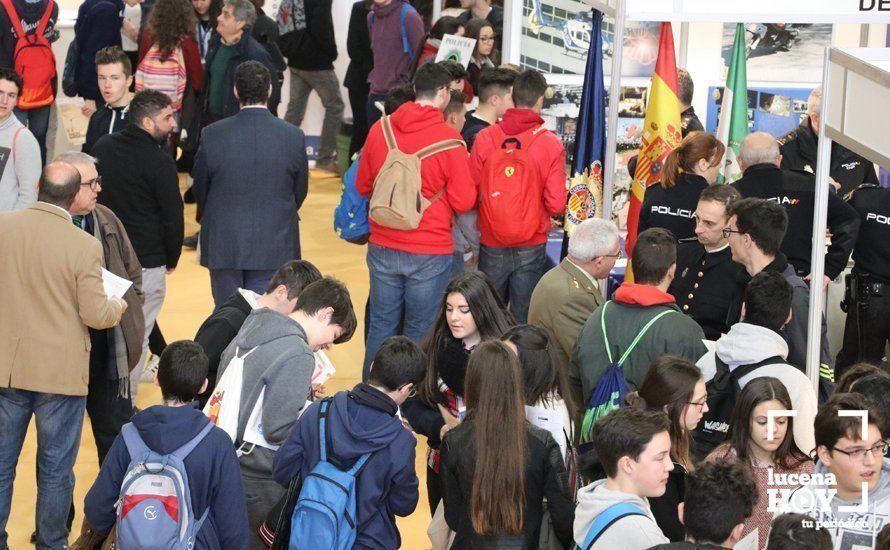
[
  {"left": 427, "top": 464, "right": 442, "bottom": 514},
  {"left": 348, "top": 84, "right": 370, "bottom": 160},
  {"left": 836, "top": 295, "right": 890, "bottom": 377}
]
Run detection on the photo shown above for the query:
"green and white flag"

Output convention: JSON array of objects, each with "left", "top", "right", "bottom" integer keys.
[{"left": 716, "top": 23, "right": 748, "bottom": 184}]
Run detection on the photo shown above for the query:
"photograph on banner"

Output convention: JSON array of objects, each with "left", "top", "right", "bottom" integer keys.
[
  {"left": 720, "top": 23, "right": 832, "bottom": 82},
  {"left": 706, "top": 86, "right": 812, "bottom": 138},
  {"left": 541, "top": 81, "right": 582, "bottom": 162},
  {"left": 434, "top": 34, "right": 477, "bottom": 67},
  {"left": 520, "top": 0, "right": 659, "bottom": 77}
]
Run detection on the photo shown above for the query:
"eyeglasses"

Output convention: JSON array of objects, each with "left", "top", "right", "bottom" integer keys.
[
  {"left": 832, "top": 441, "right": 889, "bottom": 461},
  {"left": 686, "top": 396, "right": 708, "bottom": 410},
  {"left": 80, "top": 176, "right": 102, "bottom": 190},
  {"left": 722, "top": 227, "right": 742, "bottom": 239},
  {"left": 478, "top": 36, "right": 495, "bottom": 42},
  {"left": 600, "top": 249, "right": 622, "bottom": 260},
  {"left": 399, "top": 383, "right": 417, "bottom": 398}
]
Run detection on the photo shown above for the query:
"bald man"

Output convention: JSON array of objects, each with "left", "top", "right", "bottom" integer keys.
[
  {"left": 778, "top": 85, "right": 879, "bottom": 198},
  {"left": 732, "top": 131, "right": 859, "bottom": 288}
]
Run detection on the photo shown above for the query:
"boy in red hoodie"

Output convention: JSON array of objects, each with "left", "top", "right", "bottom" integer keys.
[
  {"left": 469, "top": 69, "right": 567, "bottom": 323},
  {"left": 356, "top": 62, "right": 476, "bottom": 380}
]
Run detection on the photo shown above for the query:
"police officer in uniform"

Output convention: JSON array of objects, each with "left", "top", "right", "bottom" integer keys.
[
  {"left": 836, "top": 183, "right": 890, "bottom": 375},
  {"left": 733, "top": 132, "right": 859, "bottom": 286},
  {"left": 778, "top": 85, "right": 879, "bottom": 198},
  {"left": 669, "top": 184, "right": 746, "bottom": 340},
  {"left": 678, "top": 69, "right": 704, "bottom": 136}
]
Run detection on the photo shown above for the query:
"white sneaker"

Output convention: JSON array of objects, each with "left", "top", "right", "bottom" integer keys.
[{"left": 141, "top": 354, "right": 160, "bottom": 383}]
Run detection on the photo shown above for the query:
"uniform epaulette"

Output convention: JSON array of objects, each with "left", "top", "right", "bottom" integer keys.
[
  {"left": 776, "top": 129, "right": 797, "bottom": 146},
  {"left": 851, "top": 182, "right": 880, "bottom": 195},
  {"left": 677, "top": 237, "right": 699, "bottom": 244}
]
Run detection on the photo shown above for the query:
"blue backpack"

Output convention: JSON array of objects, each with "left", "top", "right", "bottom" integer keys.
[
  {"left": 115, "top": 421, "right": 214, "bottom": 549},
  {"left": 581, "top": 301, "right": 675, "bottom": 442},
  {"left": 573, "top": 502, "right": 647, "bottom": 549},
  {"left": 289, "top": 398, "right": 372, "bottom": 549},
  {"left": 369, "top": 3, "right": 415, "bottom": 56},
  {"left": 333, "top": 152, "right": 370, "bottom": 245}
]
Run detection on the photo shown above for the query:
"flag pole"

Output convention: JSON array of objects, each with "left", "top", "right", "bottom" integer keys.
[{"left": 601, "top": 0, "right": 625, "bottom": 222}]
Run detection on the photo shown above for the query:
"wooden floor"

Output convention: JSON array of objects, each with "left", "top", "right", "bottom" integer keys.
[{"left": 6, "top": 170, "right": 434, "bottom": 548}]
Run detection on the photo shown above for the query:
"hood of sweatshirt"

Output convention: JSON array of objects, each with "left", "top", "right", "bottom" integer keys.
[
  {"left": 232, "top": 307, "right": 307, "bottom": 350},
  {"left": 132, "top": 403, "right": 210, "bottom": 455},
  {"left": 499, "top": 108, "right": 545, "bottom": 135},
  {"left": 574, "top": 479, "right": 656, "bottom": 543},
  {"left": 715, "top": 323, "right": 789, "bottom": 367},
  {"left": 613, "top": 283, "right": 676, "bottom": 307},
  {"left": 325, "top": 385, "right": 408, "bottom": 462},
  {"left": 370, "top": 0, "right": 408, "bottom": 17},
  {"left": 389, "top": 101, "right": 449, "bottom": 135}
]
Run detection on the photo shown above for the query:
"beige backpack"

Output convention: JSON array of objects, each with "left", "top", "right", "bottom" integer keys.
[{"left": 368, "top": 115, "right": 465, "bottom": 230}]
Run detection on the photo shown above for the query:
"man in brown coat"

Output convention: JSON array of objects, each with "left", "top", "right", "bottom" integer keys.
[
  {"left": 0, "top": 161, "right": 126, "bottom": 550},
  {"left": 58, "top": 151, "right": 145, "bottom": 464},
  {"left": 528, "top": 218, "right": 620, "bottom": 406}
]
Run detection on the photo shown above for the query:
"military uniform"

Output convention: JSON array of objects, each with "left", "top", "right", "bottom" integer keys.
[
  {"left": 681, "top": 105, "right": 704, "bottom": 136},
  {"left": 836, "top": 184, "right": 890, "bottom": 374},
  {"left": 733, "top": 163, "right": 860, "bottom": 280},
  {"left": 778, "top": 117, "right": 879, "bottom": 198},
  {"left": 668, "top": 240, "right": 746, "bottom": 340}
]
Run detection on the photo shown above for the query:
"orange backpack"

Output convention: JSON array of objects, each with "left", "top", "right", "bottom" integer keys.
[
  {"left": 478, "top": 125, "right": 545, "bottom": 245},
  {"left": 0, "top": 0, "right": 56, "bottom": 109}
]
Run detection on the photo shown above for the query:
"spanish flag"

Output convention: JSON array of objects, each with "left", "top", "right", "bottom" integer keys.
[{"left": 625, "top": 23, "right": 682, "bottom": 281}]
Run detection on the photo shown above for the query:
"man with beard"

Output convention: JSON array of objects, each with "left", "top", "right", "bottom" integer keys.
[
  {"left": 668, "top": 184, "right": 747, "bottom": 340},
  {"left": 93, "top": 89, "right": 184, "bottom": 400}
]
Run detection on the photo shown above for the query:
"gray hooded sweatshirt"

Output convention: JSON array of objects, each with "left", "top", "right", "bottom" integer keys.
[
  {"left": 217, "top": 308, "right": 315, "bottom": 477},
  {"left": 776, "top": 458, "right": 890, "bottom": 549},
  {"left": 573, "top": 479, "right": 669, "bottom": 549}
]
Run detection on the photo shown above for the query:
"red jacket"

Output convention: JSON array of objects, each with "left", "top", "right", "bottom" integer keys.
[
  {"left": 469, "top": 108, "right": 567, "bottom": 248},
  {"left": 356, "top": 101, "right": 476, "bottom": 255}
]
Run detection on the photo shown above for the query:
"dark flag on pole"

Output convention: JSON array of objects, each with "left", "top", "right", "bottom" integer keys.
[{"left": 564, "top": 8, "right": 606, "bottom": 239}]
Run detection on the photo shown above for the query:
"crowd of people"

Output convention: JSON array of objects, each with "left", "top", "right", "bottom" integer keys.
[{"left": 0, "top": 0, "right": 889, "bottom": 549}]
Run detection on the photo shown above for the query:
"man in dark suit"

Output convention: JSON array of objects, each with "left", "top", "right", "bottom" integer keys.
[{"left": 192, "top": 60, "right": 309, "bottom": 305}]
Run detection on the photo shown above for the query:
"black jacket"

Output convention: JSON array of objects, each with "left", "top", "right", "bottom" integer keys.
[
  {"left": 848, "top": 184, "right": 890, "bottom": 283},
  {"left": 680, "top": 106, "right": 703, "bottom": 137},
  {"left": 461, "top": 112, "right": 491, "bottom": 152},
  {"left": 252, "top": 13, "right": 287, "bottom": 73},
  {"left": 74, "top": 0, "right": 123, "bottom": 101},
  {"left": 648, "top": 462, "right": 687, "bottom": 542},
  {"left": 93, "top": 124, "right": 183, "bottom": 269},
  {"left": 193, "top": 291, "right": 253, "bottom": 406},
  {"left": 344, "top": 0, "right": 372, "bottom": 90},
  {"left": 733, "top": 163, "right": 860, "bottom": 280},
  {"left": 281, "top": 0, "right": 337, "bottom": 70},
  {"left": 669, "top": 242, "right": 746, "bottom": 340},
  {"left": 778, "top": 117, "right": 879, "bottom": 198},
  {"left": 639, "top": 172, "right": 708, "bottom": 241},
  {"left": 82, "top": 103, "right": 128, "bottom": 154},
  {"left": 440, "top": 418, "right": 575, "bottom": 549}
]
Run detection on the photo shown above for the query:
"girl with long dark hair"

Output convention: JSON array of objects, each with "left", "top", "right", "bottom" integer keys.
[
  {"left": 191, "top": 0, "right": 222, "bottom": 62},
  {"left": 706, "top": 377, "right": 813, "bottom": 549},
  {"left": 464, "top": 18, "right": 498, "bottom": 95},
  {"left": 440, "top": 341, "right": 574, "bottom": 548},
  {"left": 401, "top": 271, "right": 514, "bottom": 512},
  {"left": 638, "top": 131, "right": 726, "bottom": 240},
  {"left": 625, "top": 355, "right": 708, "bottom": 542}
]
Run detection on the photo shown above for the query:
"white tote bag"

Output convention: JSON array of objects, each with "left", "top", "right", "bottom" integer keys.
[
  {"left": 203, "top": 346, "right": 256, "bottom": 442},
  {"left": 241, "top": 387, "right": 280, "bottom": 452}
]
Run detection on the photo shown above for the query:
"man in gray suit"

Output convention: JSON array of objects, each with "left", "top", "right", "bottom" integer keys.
[{"left": 192, "top": 60, "right": 309, "bottom": 305}]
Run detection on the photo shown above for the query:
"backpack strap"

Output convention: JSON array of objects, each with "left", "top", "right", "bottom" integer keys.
[
  {"left": 600, "top": 301, "right": 675, "bottom": 367},
  {"left": 730, "top": 355, "right": 788, "bottom": 382},
  {"left": 34, "top": 0, "right": 54, "bottom": 41},
  {"left": 11, "top": 126, "right": 23, "bottom": 164},
  {"left": 576, "top": 502, "right": 647, "bottom": 550},
  {"left": 347, "top": 452, "right": 372, "bottom": 476},
  {"left": 380, "top": 115, "right": 399, "bottom": 152},
  {"left": 170, "top": 420, "right": 215, "bottom": 461},
  {"left": 0, "top": 0, "right": 25, "bottom": 39},
  {"left": 121, "top": 422, "right": 151, "bottom": 459},
  {"left": 318, "top": 397, "right": 333, "bottom": 463},
  {"left": 415, "top": 139, "right": 464, "bottom": 160},
  {"left": 398, "top": 4, "right": 412, "bottom": 56}
]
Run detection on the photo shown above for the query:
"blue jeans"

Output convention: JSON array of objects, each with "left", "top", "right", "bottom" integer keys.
[
  {"left": 363, "top": 244, "right": 452, "bottom": 380},
  {"left": 210, "top": 268, "right": 277, "bottom": 306},
  {"left": 14, "top": 105, "right": 50, "bottom": 165},
  {"left": 0, "top": 389, "right": 86, "bottom": 549},
  {"left": 479, "top": 244, "right": 547, "bottom": 324}
]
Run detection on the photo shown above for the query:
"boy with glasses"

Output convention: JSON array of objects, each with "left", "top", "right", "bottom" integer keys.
[
  {"left": 777, "top": 393, "right": 890, "bottom": 549},
  {"left": 273, "top": 336, "right": 426, "bottom": 549}
]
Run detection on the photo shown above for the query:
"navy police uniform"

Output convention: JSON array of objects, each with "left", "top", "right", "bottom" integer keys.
[
  {"left": 836, "top": 184, "right": 890, "bottom": 374},
  {"left": 639, "top": 173, "right": 708, "bottom": 242},
  {"left": 778, "top": 118, "right": 879, "bottom": 198},
  {"left": 669, "top": 240, "right": 746, "bottom": 340},
  {"left": 733, "top": 163, "right": 860, "bottom": 281}
]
